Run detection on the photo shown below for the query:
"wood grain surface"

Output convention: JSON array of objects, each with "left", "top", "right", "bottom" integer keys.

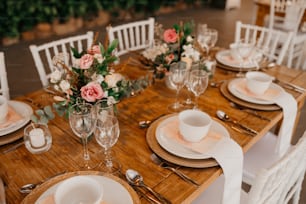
[{"left": 1, "top": 56, "right": 306, "bottom": 203}]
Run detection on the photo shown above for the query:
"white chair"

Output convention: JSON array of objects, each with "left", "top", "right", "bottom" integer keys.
[
  {"left": 106, "top": 17, "right": 155, "bottom": 58},
  {"left": 265, "top": 0, "right": 306, "bottom": 68},
  {"left": 0, "top": 52, "right": 10, "bottom": 99},
  {"left": 235, "top": 21, "right": 293, "bottom": 65},
  {"left": 29, "top": 31, "right": 94, "bottom": 87},
  {"left": 192, "top": 131, "right": 306, "bottom": 204}
]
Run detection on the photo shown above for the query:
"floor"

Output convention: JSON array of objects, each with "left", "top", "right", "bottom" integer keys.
[{"left": 1, "top": 0, "right": 305, "bottom": 203}]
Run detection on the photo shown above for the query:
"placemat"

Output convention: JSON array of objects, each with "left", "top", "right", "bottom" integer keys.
[
  {"left": 21, "top": 171, "right": 140, "bottom": 204},
  {"left": 220, "top": 80, "right": 280, "bottom": 111},
  {"left": 146, "top": 114, "right": 218, "bottom": 168}
]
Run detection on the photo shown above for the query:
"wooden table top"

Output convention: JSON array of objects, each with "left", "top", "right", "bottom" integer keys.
[{"left": 1, "top": 56, "right": 306, "bottom": 204}]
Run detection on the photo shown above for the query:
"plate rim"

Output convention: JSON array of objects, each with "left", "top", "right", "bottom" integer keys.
[
  {"left": 228, "top": 78, "right": 284, "bottom": 105},
  {"left": 155, "top": 115, "right": 230, "bottom": 160},
  {"left": 216, "top": 49, "right": 258, "bottom": 69},
  {"left": 0, "top": 100, "right": 33, "bottom": 136},
  {"left": 21, "top": 171, "right": 140, "bottom": 204}
]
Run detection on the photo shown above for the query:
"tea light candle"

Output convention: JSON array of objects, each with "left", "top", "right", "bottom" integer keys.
[{"left": 29, "top": 128, "right": 45, "bottom": 147}]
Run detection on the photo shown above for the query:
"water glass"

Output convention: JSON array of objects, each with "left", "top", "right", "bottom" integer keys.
[{"left": 188, "top": 69, "right": 209, "bottom": 109}]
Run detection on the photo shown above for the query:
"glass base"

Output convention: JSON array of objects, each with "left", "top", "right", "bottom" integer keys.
[
  {"left": 182, "top": 99, "right": 195, "bottom": 109},
  {"left": 79, "top": 159, "right": 100, "bottom": 171},
  {"left": 167, "top": 102, "right": 185, "bottom": 113},
  {"left": 99, "top": 159, "right": 122, "bottom": 176}
]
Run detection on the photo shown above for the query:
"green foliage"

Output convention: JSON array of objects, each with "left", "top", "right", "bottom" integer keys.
[{"left": 30, "top": 105, "right": 55, "bottom": 125}]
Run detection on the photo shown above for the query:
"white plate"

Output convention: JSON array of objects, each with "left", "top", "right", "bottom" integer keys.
[
  {"left": 215, "top": 50, "right": 259, "bottom": 69},
  {"left": 0, "top": 101, "right": 33, "bottom": 136},
  {"left": 35, "top": 175, "right": 133, "bottom": 204},
  {"left": 156, "top": 115, "right": 230, "bottom": 160},
  {"left": 228, "top": 78, "right": 284, "bottom": 105}
]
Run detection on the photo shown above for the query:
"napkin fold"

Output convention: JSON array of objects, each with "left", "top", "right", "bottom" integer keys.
[
  {"left": 235, "top": 79, "right": 297, "bottom": 156},
  {"left": 0, "top": 106, "right": 23, "bottom": 129},
  {"left": 162, "top": 118, "right": 243, "bottom": 204}
]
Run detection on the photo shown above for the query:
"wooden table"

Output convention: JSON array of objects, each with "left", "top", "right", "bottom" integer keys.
[
  {"left": 1, "top": 57, "right": 306, "bottom": 203},
  {"left": 254, "top": 0, "right": 306, "bottom": 27}
]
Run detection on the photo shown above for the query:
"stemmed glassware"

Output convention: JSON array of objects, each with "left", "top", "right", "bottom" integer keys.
[
  {"left": 94, "top": 114, "right": 120, "bottom": 174},
  {"left": 69, "top": 103, "right": 96, "bottom": 170},
  {"left": 188, "top": 69, "right": 209, "bottom": 109},
  {"left": 168, "top": 62, "right": 187, "bottom": 112},
  {"left": 236, "top": 39, "right": 255, "bottom": 77},
  {"left": 197, "top": 28, "right": 218, "bottom": 58}
]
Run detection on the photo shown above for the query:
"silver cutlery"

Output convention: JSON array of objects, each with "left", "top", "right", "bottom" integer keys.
[
  {"left": 19, "top": 170, "right": 67, "bottom": 194},
  {"left": 2, "top": 140, "right": 24, "bottom": 154},
  {"left": 126, "top": 169, "right": 171, "bottom": 204},
  {"left": 273, "top": 78, "right": 305, "bottom": 93},
  {"left": 150, "top": 153, "right": 199, "bottom": 187},
  {"left": 229, "top": 102, "right": 271, "bottom": 121},
  {"left": 216, "top": 110, "right": 258, "bottom": 136},
  {"left": 138, "top": 114, "right": 166, "bottom": 129},
  {"left": 133, "top": 186, "right": 162, "bottom": 204}
]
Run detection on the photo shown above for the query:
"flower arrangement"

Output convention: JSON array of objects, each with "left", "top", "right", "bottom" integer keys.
[
  {"left": 31, "top": 39, "right": 149, "bottom": 124},
  {"left": 142, "top": 21, "right": 203, "bottom": 78}
]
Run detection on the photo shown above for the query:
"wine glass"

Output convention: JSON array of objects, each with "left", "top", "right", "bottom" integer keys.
[
  {"left": 236, "top": 39, "right": 255, "bottom": 77},
  {"left": 94, "top": 115, "right": 121, "bottom": 174},
  {"left": 197, "top": 28, "right": 218, "bottom": 58},
  {"left": 95, "top": 98, "right": 115, "bottom": 121},
  {"left": 69, "top": 103, "right": 96, "bottom": 170},
  {"left": 188, "top": 69, "right": 209, "bottom": 109},
  {"left": 168, "top": 62, "right": 187, "bottom": 112}
]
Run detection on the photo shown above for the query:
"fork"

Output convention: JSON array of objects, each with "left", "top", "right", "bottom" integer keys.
[{"left": 150, "top": 153, "right": 200, "bottom": 187}]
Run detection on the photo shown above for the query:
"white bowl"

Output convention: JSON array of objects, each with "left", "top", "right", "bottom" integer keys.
[
  {"left": 229, "top": 43, "right": 242, "bottom": 61},
  {"left": 178, "top": 109, "right": 212, "bottom": 143},
  {"left": 246, "top": 71, "right": 273, "bottom": 95},
  {"left": 0, "top": 95, "right": 8, "bottom": 124},
  {"left": 54, "top": 175, "right": 103, "bottom": 204}
]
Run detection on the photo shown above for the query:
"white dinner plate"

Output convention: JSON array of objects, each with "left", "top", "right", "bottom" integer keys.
[
  {"left": 155, "top": 115, "right": 230, "bottom": 160},
  {"left": 0, "top": 101, "right": 33, "bottom": 136},
  {"left": 228, "top": 78, "right": 284, "bottom": 105},
  {"left": 215, "top": 50, "right": 259, "bottom": 69},
  {"left": 35, "top": 175, "right": 133, "bottom": 204}
]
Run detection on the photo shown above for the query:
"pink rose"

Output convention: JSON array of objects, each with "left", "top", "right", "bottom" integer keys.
[
  {"left": 87, "top": 45, "right": 101, "bottom": 55},
  {"left": 163, "top": 29, "right": 178, "bottom": 43},
  {"left": 80, "top": 82, "right": 104, "bottom": 102},
  {"left": 79, "top": 54, "right": 94, "bottom": 69}
]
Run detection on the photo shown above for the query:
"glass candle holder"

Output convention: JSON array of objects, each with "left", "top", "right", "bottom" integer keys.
[{"left": 24, "top": 123, "right": 52, "bottom": 154}]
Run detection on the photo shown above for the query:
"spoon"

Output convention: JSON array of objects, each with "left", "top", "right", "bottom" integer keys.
[
  {"left": 125, "top": 169, "right": 171, "bottom": 204},
  {"left": 138, "top": 114, "right": 166, "bottom": 129},
  {"left": 19, "top": 171, "right": 67, "bottom": 194},
  {"left": 216, "top": 110, "right": 258, "bottom": 136},
  {"left": 229, "top": 102, "right": 271, "bottom": 121}
]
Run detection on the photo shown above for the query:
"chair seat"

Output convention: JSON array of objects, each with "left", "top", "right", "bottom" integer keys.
[
  {"left": 243, "top": 131, "right": 292, "bottom": 185},
  {"left": 192, "top": 175, "right": 249, "bottom": 204}
]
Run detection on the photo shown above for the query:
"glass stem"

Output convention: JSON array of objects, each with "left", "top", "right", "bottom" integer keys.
[
  {"left": 175, "top": 88, "right": 181, "bottom": 108},
  {"left": 194, "top": 95, "right": 199, "bottom": 109},
  {"left": 82, "top": 134, "right": 90, "bottom": 161},
  {"left": 104, "top": 148, "right": 113, "bottom": 169}
]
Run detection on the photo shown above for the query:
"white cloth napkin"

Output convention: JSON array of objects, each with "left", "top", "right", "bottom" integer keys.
[
  {"left": 234, "top": 79, "right": 297, "bottom": 156},
  {"left": 162, "top": 119, "right": 243, "bottom": 204},
  {"left": 205, "top": 137, "right": 243, "bottom": 204}
]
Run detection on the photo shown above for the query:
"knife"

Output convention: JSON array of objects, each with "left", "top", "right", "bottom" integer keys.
[{"left": 0, "top": 177, "right": 6, "bottom": 204}]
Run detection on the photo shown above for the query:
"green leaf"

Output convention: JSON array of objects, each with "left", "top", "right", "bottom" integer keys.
[
  {"left": 99, "top": 42, "right": 105, "bottom": 55},
  {"left": 44, "top": 105, "right": 55, "bottom": 120},
  {"left": 107, "top": 39, "right": 119, "bottom": 54}
]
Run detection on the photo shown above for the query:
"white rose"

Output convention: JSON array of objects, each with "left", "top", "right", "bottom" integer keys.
[
  {"left": 94, "top": 54, "right": 104, "bottom": 63},
  {"left": 186, "top": 35, "right": 193, "bottom": 43},
  {"left": 59, "top": 80, "right": 70, "bottom": 92},
  {"left": 105, "top": 73, "right": 124, "bottom": 88},
  {"left": 91, "top": 73, "right": 104, "bottom": 84},
  {"left": 72, "top": 58, "right": 80, "bottom": 68},
  {"left": 50, "top": 69, "right": 62, "bottom": 83}
]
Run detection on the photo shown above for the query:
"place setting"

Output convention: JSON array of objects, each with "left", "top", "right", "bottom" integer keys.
[{"left": 0, "top": 95, "right": 33, "bottom": 146}]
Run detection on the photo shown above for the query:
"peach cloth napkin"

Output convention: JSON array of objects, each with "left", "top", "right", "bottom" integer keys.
[
  {"left": 0, "top": 106, "right": 23, "bottom": 129},
  {"left": 161, "top": 119, "right": 243, "bottom": 204},
  {"left": 235, "top": 79, "right": 297, "bottom": 156},
  {"left": 39, "top": 194, "right": 107, "bottom": 204}
]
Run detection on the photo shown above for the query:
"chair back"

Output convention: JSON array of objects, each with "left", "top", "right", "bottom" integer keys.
[
  {"left": 247, "top": 131, "right": 306, "bottom": 204},
  {"left": 0, "top": 52, "right": 10, "bottom": 99},
  {"left": 106, "top": 17, "right": 155, "bottom": 57},
  {"left": 29, "top": 31, "right": 94, "bottom": 87},
  {"left": 235, "top": 21, "right": 293, "bottom": 65},
  {"left": 269, "top": 0, "right": 306, "bottom": 33}
]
